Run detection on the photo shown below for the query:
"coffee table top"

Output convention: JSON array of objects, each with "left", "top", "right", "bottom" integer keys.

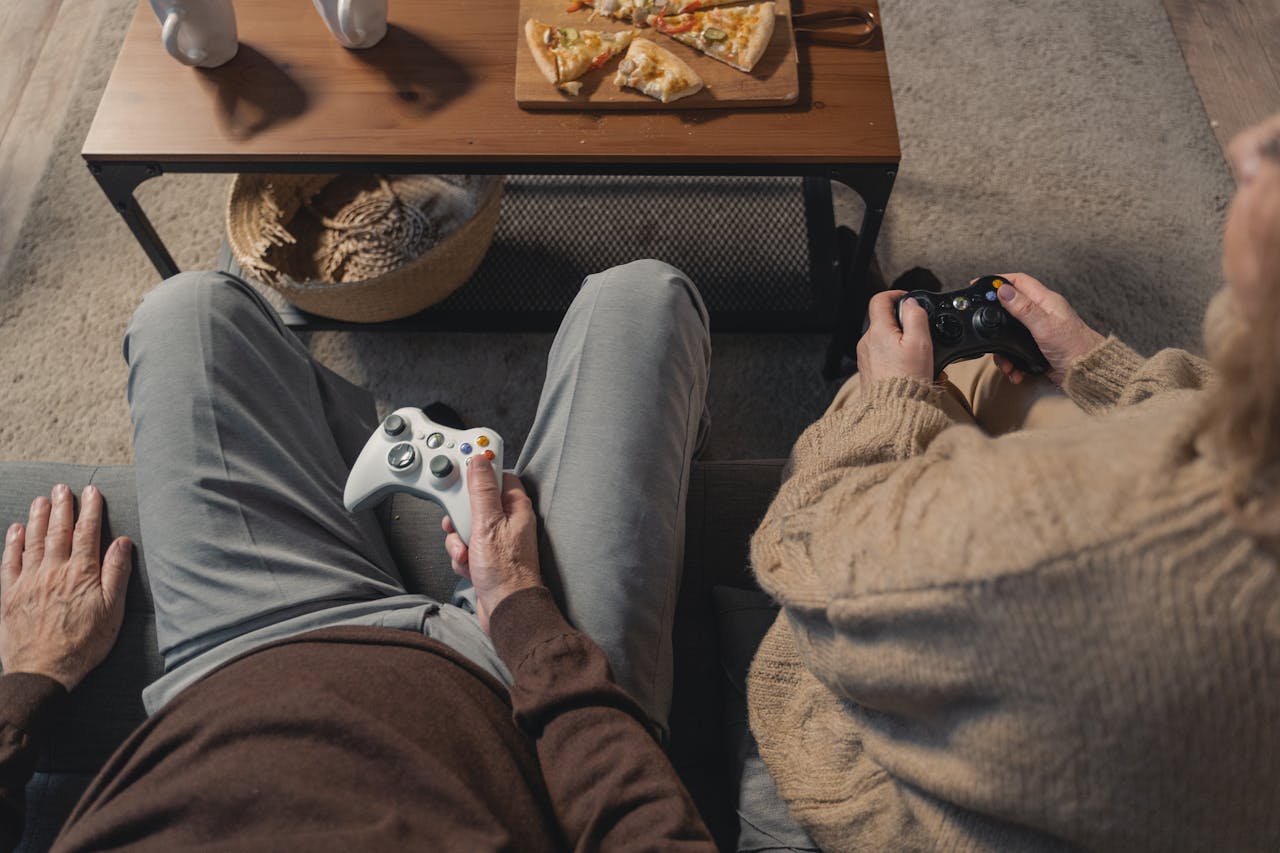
[{"left": 83, "top": 0, "right": 899, "bottom": 168}]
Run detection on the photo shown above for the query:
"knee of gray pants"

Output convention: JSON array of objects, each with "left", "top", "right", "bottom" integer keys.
[
  {"left": 124, "top": 271, "right": 274, "bottom": 363},
  {"left": 582, "top": 259, "right": 710, "bottom": 335}
]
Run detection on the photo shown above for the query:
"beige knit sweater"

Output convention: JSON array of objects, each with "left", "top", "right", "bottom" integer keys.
[{"left": 747, "top": 326, "right": 1280, "bottom": 851}]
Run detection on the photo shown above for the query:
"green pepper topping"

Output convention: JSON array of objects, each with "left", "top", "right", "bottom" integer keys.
[
  {"left": 562, "top": 27, "right": 580, "bottom": 44},
  {"left": 703, "top": 26, "right": 727, "bottom": 41}
]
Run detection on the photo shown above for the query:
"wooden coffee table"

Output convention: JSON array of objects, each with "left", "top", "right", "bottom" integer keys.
[{"left": 82, "top": 0, "right": 899, "bottom": 376}]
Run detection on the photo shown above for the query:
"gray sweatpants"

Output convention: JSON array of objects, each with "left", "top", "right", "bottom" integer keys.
[{"left": 124, "top": 261, "right": 710, "bottom": 733}]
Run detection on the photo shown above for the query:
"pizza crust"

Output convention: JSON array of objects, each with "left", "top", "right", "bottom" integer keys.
[
  {"left": 524, "top": 19, "right": 561, "bottom": 85},
  {"left": 736, "top": 1, "right": 775, "bottom": 73},
  {"left": 614, "top": 38, "right": 704, "bottom": 102}
]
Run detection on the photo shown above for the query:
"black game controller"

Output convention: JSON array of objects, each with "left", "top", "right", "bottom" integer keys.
[{"left": 897, "top": 275, "right": 1051, "bottom": 379}]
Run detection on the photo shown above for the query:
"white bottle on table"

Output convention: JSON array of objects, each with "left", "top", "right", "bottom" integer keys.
[
  {"left": 149, "top": 0, "right": 238, "bottom": 68},
  {"left": 313, "top": 0, "right": 389, "bottom": 49}
]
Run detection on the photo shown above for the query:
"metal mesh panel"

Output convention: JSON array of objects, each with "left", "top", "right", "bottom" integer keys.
[{"left": 436, "top": 175, "right": 821, "bottom": 315}]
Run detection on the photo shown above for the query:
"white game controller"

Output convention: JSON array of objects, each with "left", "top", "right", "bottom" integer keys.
[{"left": 344, "top": 407, "right": 504, "bottom": 545}]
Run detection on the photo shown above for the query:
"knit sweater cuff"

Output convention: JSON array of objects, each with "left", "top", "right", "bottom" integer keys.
[
  {"left": 489, "top": 586, "right": 574, "bottom": 672},
  {"left": 490, "top": 586, "right": 650, "bottom": 737},
  {"left": 789, "top": 376, "right": 955, "bottom": 481},
  {"left": 1062, "top": 336, "right": 1147, "bottom": 413},
  {"left": 0, "top": 673, "right": 67, "bottom": 735},
  {"left": 0, "top": 673, "right": 67, "bottom": 788}
]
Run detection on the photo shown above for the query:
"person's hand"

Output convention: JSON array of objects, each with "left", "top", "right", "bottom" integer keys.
[
  {"left": 988, "top": 273, "right": 1105, "bottom": 386},
  {"left": 856, "top": 289, "right": 935, "bottom": 386},
  {"left": 1, "top": 485, "right": 133, "bottom": 692},
  {"left": 1228, "top": 112, "right": 1280, "bottom": 185},
  {"left": 1222, "top": 115, "right": 1280, "bottom": 311},
  {"left": 442, "top": 458, "right": 543, "bottom": 634}
]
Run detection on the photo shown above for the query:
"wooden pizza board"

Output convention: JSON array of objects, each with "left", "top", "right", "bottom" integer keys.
[{"left": 515, "top": 0, "right": 798, "bottom": 109}]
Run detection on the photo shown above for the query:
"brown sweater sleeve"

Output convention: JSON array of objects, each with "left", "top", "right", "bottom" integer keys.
[
  {"left": 789, "top": 376, "right": 956, "bottom": 482},
  {"left": 1063, "top": 335, "right": 1215, "bottom": 414},
  {"left": 489, "top": 587, "right": 715, "bottom": 852},
  {"left": 0, "top": 673, "right": 67, "bottom": 852}
]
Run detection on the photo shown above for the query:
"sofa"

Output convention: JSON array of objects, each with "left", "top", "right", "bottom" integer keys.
[{"left": 1, "top": 457, "right": 789, "bottom": 852}]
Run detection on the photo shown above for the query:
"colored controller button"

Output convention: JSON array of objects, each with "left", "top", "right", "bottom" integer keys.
[
  {"left": 383, "top": 414, "right": 407, "bottom": 437},
  {"left": 460, "top": 443, "right": 473, "bottom": 455},
  {"left": 985, "top": 290, "right": 998, "bottom": 301},
  {"left": 477, "top": 435, "right": 490, "bottom": 448},
  {"left": 426, "top": 432, "right": 444, "bottom": 449},
  {"left": 429, "top": 455, "right": 454, "bottom": 479},
  {"left": 992, "top": 278, "right": 1006, "bottom": 288},
  {"left": 387, "top": 443, "right": 417, "bottom": 470},
  {"left": 484, "top": 450, "right": 495, "bottom": 460},
  {"left": 952, "top": 296, "right": 970, "bottom": 310}
]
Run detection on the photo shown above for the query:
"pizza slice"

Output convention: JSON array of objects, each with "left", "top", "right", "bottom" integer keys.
[
  {"left": 614, "top": 38, "right": 704, "bottom": 103},
  {"left": 525, "top": 19, "right": 635, "bottom": 95},
  {"left": 569, "top": 0, "right": 741, "bottom": 28},
  {"left": 654, "top": 1, "right": 776, "bottom": 72}
]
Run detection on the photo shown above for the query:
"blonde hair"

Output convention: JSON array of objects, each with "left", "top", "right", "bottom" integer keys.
[{"left": 1206, "top": 143, "right": 1280, "bottom": 543}]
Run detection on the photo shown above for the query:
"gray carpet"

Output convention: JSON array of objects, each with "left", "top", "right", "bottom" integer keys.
[{"left": 0, "top": 0, "right": 1234, "bottom": 465}]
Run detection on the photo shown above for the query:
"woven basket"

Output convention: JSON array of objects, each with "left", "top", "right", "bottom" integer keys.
[{"left": 226, "top": 173, "right": 504, "bottom": 322}]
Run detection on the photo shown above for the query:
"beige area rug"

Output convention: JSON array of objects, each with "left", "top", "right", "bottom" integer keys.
[{"left": 0, "top": 0, "right": 1234, "bottom": 465}]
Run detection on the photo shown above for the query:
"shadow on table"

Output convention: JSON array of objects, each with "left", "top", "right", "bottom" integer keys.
[
  {"left": 198, "top": 43, "right": 309, "bottom": 140},
  {"left": 352, "top": 25, "right": 473, "bottom": 114}
]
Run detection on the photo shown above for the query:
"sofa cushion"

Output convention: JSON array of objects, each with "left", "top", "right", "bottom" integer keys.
[{"left": 714, "top": 585, "right": 818, "bottom": 852}]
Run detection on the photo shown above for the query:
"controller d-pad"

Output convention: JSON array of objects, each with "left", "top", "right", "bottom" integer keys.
[
  {"left": 933, "top": 314, "right": 965, "bottom": 345},
  {"left": 387, "top": 443, "right": 417, "bottom": 471}
]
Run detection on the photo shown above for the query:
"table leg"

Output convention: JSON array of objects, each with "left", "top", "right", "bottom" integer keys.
[
  {"left": 801, "top": 175, "right": 840, "bottom": 312},
  {"left": 87, "top": 161, "right": 178, "bottom": 278},
  {"left": 824, "top": 166, "right": 897, "bottom": 379}
]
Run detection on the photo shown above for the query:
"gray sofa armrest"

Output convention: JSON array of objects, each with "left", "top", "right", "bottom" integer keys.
[{"left": 0, "top": 464, "right": 158, "bottom": 773}]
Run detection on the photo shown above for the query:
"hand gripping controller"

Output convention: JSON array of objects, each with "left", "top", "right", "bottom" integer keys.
[
  {"left": 344, "top": 407, "right": 504, "bottom": 545},
  {"left": 897, "top": 275, "right": 1051, "bottom": 379}
]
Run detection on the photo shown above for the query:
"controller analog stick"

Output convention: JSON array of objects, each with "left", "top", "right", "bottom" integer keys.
[
  {"left": 383, "top": 414, "right": 408, "bottom": 437},
  {"left": 387, "top": 443, "right": 417, "bottom": 471},
  {"left": 933, "top": 314, "right": 965, "bottom": 345},
  {"left": 974, "top": 305, "right": 1005, "bottom": 337},
  {"left": 429, "top": 455, "right": 454, "bottom": 479}
]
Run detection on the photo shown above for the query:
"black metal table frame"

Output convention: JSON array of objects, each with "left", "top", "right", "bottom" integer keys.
[{"left": 86, "top": 158, "right": 895, "bottom": 378}]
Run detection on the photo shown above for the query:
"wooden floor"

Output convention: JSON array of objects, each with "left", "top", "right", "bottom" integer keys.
[
  {"left": 1163, "top": 0, "right": 1280, "bottom": 154},
  {"left": 0, "top": 0, "right": 103, "bottom": 276},
  {"left": 0, "top": 0, "right": 1277, "bottom": 278}
]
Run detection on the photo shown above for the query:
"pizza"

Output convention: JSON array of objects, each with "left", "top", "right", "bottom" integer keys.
[
  {"left": 654, "top": 1, "right": 775, "bottom": 72},
  {"left": 568, "top": 0, "right": 742, "bottom": 28},
  {"left": 525, "top": 18, "right": 635, "bottom": 94},
  {"left": 614, "top": 38, "right": 704, "bottom": 103}
]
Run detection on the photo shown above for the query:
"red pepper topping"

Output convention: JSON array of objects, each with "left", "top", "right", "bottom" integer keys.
[
  {"left": 589, "top": 50, "right": 612, "bottom": 69},
  {"left": 655, "top": 14, "right": 696, "bottom": 34}
]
